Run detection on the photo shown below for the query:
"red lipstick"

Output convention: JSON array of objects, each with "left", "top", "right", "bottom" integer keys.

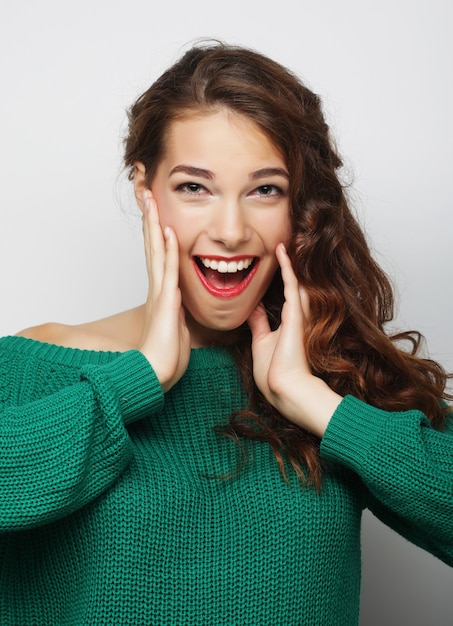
[{"left": 193, "top": 257, "right": 259, "bottom": 298}]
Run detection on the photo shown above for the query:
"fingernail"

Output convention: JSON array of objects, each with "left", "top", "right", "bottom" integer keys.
[
  {"left": 164, "top": 226, "right": 171, "bottom": 239},
  {"left": 280, "top": 242, "right": 287, "bottom": 253},
  {"left": 142, "top": 190, "right": 151, "bottom": 211}
]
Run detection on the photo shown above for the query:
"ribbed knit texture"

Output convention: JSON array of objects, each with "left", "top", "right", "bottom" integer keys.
[{"left": 0, "top": 335, "right": 452, "bottom": 625}]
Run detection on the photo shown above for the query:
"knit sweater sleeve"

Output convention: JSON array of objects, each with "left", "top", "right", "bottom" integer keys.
[
  {"left": 0, "top": 346, "right": 164, "bottom": 532},
  {"left": 320, "top": 395, "right": 453, "bottom": 566}
]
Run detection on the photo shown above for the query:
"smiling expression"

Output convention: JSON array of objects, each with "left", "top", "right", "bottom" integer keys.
[{"left": 141, "top": 109, "right": 291, "bottom": 346}]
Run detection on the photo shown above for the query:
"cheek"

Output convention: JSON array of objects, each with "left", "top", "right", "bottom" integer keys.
[
  {"left": 280, "top": 217, "right": 292, "bottom": 242},
  {"left": 264, "top": 211, "right": 291, "bottom": 248},
  {"left": 280, "top": 213, "right": 292, "bottom": 246},
  {"left": 150, "top": 188, "right": 171, "bottom": 225},
  {"left": 150, "top": 188, "right": 184, "bottom": 236}
]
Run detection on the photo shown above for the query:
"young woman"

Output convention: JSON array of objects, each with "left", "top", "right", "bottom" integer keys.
[{"left": 1, "top": 42, "right": 452, "bottom": 625}]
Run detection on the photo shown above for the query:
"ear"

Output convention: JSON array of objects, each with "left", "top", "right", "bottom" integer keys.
[{"left": 133, "top": 162, "right": 147, "bottom": 212}]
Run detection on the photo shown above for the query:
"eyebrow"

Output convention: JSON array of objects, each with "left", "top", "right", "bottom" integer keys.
[
  {"left": 169, "top": 165, "right": 215, "bottom": 180},
  {"left": 169, "top": 165, "right": 289, "bottom": 180},
  {"left": 250, "top": 167, "right": 289, "bottom": 180}
]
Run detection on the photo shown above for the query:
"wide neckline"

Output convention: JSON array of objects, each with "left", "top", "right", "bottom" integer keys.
[{"left": 0, "top": 335, "right": 235, "bottom": 369}]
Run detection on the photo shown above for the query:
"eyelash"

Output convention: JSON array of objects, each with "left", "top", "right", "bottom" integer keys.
[
  {"left": 176, "top": 183, "right": 206, "bottom": 195},
  {"left": 175, "top": 183, "right": 285, "bottom": 197},
  {"left": 253, "top": 185, "right": 284, "bottom": 197}
]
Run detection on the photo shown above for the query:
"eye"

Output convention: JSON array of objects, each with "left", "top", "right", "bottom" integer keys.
[
  {"left": 251, "top": 184, "right": 285, "bottom": 198},
  {"left": 175, "top": 182, "right": 207, "bottom": 195}
]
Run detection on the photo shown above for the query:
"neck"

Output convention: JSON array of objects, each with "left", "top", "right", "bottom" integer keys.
[{"left": 184, "top": 310, "right": 248, "bottom": 349}]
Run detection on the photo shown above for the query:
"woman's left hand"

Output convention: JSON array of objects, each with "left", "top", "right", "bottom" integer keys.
[{"left": 247, "top": 243, "right": 342, "bottom": 437}]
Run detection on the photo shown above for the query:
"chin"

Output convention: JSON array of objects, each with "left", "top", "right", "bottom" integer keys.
[
  {"left": 185, "top": 307, "right": 251, "bottom": 345},
  {"left": 203, "top": 315, "right": 248, "bottom": 333}
]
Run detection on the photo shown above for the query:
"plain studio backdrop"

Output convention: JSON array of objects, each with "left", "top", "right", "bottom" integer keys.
[{"left": 0, "top": 0, "right": 452, "bottom": 623}]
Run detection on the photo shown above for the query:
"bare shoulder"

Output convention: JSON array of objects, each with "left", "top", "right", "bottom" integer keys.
[
  {"left": 17, "top": 322, "right": 74, "bottom": 346},
  {"left": 16, "top": 306, "right": 145, "bottom": 352}
]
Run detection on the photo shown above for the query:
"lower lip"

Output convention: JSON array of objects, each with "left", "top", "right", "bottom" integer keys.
[{"left": 193, "top": 259, "right": 260, "bottom": 298}]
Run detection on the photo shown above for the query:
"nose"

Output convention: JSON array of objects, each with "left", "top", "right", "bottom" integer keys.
[{"left": 207, "top": 200, "right": 251, "bottom": 249}]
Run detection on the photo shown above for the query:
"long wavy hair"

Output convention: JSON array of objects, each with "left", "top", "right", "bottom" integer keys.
[{"left": 124, "top": 41, "right": 451, "bottom": 487}]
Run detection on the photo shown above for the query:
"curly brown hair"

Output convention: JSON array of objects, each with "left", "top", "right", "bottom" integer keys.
[{"left": 124, "top": 41, "right": 451, "bottom": 488}]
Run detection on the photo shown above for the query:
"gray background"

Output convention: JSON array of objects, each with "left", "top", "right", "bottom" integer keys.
[{"left": 0, "top": 0, "right": 451, "bottom": 623}]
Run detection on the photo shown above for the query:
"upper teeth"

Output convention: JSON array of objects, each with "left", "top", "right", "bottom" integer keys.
[{"left": 200, "top": 257, "right": 254, "bottom": 273}]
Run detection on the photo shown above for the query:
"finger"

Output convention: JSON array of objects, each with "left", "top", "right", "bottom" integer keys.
[
  {"left": 275, "top": 243, "right": 304, "bottom": 324},
  {"left": 161, "top": 226, "right": 180, "bottom": 293},
  {"left": 143, "top": 191, "right": 165, "bottom": 289},
  {"left": 298, "top": 284, "right": 310, "bottom": 322},
  {"left": 275, "top": 243, "right": 300, "bottom": 299},
  {"left": 247, "top": 302, "right": 271, "bottom": 340},
  {"left": 274, "top": 244, "right": 311, "bottom": 367}
]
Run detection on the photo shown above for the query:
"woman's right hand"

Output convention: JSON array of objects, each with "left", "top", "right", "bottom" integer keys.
[{"left": 139, "top": 191, "right": 191, "bottom": 392}]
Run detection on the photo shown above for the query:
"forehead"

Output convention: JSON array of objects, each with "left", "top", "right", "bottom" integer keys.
[{"left": 163, "top": 108, "right": 286, "bottom": 166}]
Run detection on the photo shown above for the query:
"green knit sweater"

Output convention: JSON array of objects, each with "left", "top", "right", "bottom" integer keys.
[{"left": 0, "top": 335, "right": 452, "bottom": 625}]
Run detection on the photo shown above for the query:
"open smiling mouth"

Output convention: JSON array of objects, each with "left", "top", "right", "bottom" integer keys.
[{"left": 193, "top": 256, "right": 259, "bottom": 298}]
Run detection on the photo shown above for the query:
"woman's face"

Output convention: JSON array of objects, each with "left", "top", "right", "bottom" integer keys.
[{"left": 139, "top": 109, "right": 291, "bottom": 346}]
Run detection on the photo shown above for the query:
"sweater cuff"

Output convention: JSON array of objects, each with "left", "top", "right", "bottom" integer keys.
[
  {"left": 320, "top": 395, "right": 394, "bottom": 473},
  {"left": 84, "top": 350, "right": 164, "bottom": 425}
]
